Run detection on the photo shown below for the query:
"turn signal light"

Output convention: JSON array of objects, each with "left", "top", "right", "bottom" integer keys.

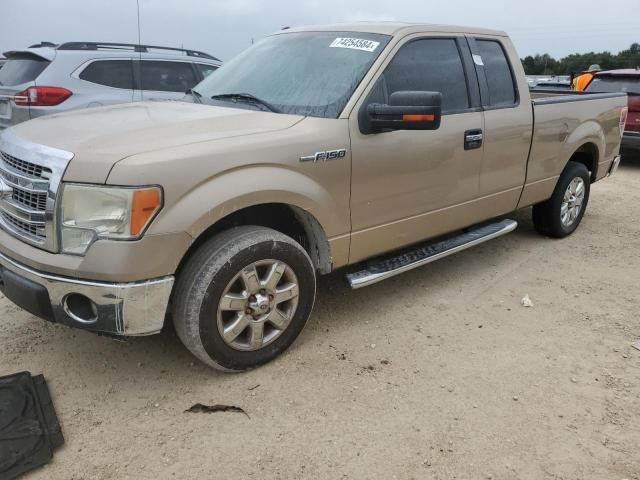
[
  {"left": 131, "top": 188, "right": 162, "bottom": 236},
  {"left": 14, "top": 86, "right": 72, "bottom": 107},
  {"left": 403, "top": 114, "right": 436, "bottom": 122}
]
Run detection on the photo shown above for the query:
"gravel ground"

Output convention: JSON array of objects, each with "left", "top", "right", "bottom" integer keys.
[{"left": 2, "top": 161, "right": 639, "bottom": 480}]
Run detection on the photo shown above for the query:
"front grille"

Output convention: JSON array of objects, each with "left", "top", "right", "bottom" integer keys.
[
  {"left": 12, "top": 188, "right": 48, "bottom": 211},
  {"left": 1, "top": 151, "right": 48, "bottom": 179},
  {"left": 0, "top": 151, "right": 51, "bottom": 243},
  {"left": 0, "top": 131, "right": 72, "bottom": 252},
  {"left": 1, "top": 211, "right": 45, "bottom": 238}
]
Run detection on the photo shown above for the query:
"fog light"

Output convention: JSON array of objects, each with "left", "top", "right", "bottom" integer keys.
[{"left": 63, "top": 294, "right": 98, "bottom": 323}]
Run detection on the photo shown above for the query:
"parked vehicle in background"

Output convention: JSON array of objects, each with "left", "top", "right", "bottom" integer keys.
[
  {"left": 0, "top": 42, "right": 221, "bottom": 130},
  {"left": 585, "top": 68, "right": 640, "bottom": 155},
  {"left": 0, "top": 23, "right": 627, "bottom": 372},
  {"left": 530, "top": 80, "right": 572, "bottom": 91},
  {"left": 526, "top": 76, "right": 571, "bottom": 90},
  {"left": 0, "top": 58, "right": 6, "bottom": 70},
  {"left": 534, "top": 76, "right": 572, "bottom": 91}
]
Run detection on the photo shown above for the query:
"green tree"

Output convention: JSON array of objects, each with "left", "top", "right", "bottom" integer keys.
[{"left": 521, "top": 43, "right": 640, "bottom": 75}]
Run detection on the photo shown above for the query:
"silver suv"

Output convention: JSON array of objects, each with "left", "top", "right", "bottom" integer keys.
[{"left": 0, "top": 42, "right": 221, "bottom": 130}]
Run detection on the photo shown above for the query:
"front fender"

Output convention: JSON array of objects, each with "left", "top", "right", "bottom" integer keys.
[
  {"left": 106, "top": 115, "right": 352, "bottom": 268},
  {"left": 152, "top": 165, "right": 349, "bottom": 240}
]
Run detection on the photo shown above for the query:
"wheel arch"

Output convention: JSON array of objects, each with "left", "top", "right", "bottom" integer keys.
[
  {"left": 570, "top": 142, "right": 600, "bottom": 182},
  {"left": 176, "top": 203, "right": 334, "bottom": 279},
  {"left": 563, "top": 118, "right": 604, "bottom": 182}
]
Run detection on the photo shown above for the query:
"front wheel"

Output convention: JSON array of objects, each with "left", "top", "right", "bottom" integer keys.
[
  {"left": 172, "top": 226, "right": 316, "bottom": 372},
  {"left": 532, "top": 161, "right": 591, "bottom": 238}
]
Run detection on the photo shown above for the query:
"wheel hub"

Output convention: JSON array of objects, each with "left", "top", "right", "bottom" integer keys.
[
  {"left": 217, "top": 259, "right": 300, "bottom": 352},
  {"left": 561, "top": 177, "right": 585, "bottom": 228},
  {"left": 248, "top": 292, "right": 271, "bottom": 318}
]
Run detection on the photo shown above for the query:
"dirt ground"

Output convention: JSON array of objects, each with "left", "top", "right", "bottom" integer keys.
[{"left": 2, "top": 161, "right": 640, "bottom": 480}]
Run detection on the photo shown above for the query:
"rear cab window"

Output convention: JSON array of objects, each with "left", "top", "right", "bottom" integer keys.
[
  {"left": 79, "top": 60, "right": 134, "bottom": 89},
  {"left": 0, "top": 54, "right": 50, "bottom": 86},
  {"left": 473, "top": 39, "right": 518, "bottom": 108},
  {"left": 140, "top": 61, "right": 198, "bottom": 92}
]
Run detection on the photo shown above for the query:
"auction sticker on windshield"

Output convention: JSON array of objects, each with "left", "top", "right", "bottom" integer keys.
[{"left": 330, "top": 38, "right": 380, "bottom": 52}]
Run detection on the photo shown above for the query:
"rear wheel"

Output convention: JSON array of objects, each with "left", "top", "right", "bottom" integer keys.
[
  {"left": 173, "top": 226, "right": 316, "bottom": 371},
  {"left": 532, "top": 161, "right": 591, "bottom": 238}
]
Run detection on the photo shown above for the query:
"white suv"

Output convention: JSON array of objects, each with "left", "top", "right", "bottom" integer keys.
[{"left": 0, "top": 42, "right": 221, "bottom": 130}]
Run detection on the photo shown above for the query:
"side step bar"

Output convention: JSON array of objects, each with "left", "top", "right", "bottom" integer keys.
[{"left": 346, "top": 219, "right": 518, "bottom": 289}]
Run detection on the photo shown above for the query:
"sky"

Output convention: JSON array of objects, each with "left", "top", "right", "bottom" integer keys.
[{"left": 0, "top": 0, "right": 637, "bottom": 61}]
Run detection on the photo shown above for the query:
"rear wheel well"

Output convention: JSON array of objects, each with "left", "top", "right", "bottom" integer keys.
[
  {"left": 571, "top": 143, "right": 599, "bottom": 182},
  {"left": 178, "top": 204, "right": 332, "bottom": 278}
]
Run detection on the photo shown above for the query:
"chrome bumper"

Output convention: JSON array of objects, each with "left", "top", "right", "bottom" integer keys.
[{"left": 0, "top": 250, "right": 174, "bottom": 336}]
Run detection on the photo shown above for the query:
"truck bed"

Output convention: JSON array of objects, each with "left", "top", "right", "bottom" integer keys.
[{"left": 518, "top": 90, "right": 628, "bottom": 209}]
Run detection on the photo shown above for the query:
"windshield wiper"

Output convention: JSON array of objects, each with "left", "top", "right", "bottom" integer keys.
[
  {"left": 186, "top": 88, "right": 203, "bottom": 104},
  {"left": 210, "top": 93, "right": 281, "bottom": 113}
]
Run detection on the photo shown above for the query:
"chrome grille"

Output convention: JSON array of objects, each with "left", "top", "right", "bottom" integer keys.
[
  {"left": 12, "top": 188, "right": 48, "bottom": 211},
  {"left": 0, "top": 129, "right": 73, "bottom": 252},
  {"left": 1, "top": 210, "right": 45, "bottom": 238},
  {"left": 1, "top": 151, "right": 48, "bottom": 179},
  {"left": 0, "top": 153, "right": 50, "bottom": 243}
]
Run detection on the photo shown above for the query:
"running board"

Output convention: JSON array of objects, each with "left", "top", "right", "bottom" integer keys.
[{"left": 346, "top": 219, "right": 518, "bottom": 289}]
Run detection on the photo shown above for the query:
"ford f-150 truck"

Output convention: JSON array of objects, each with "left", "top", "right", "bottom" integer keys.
[{"left": 0, "top": 23, "right": 628, "bottom": 371}]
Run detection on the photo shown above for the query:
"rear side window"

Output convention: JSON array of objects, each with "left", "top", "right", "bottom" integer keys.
[
  {"left": 586, "top": 77, "right": 640, "bottom": 94},
  {"left": 0, "top": 55, "right": 50, "bottom": 86},
  {"left": 380, "top": 38, "right": 470, "bottom": 113},
  {"left": 476, "top": 40, "right": 517, "bottom": 107},
  {"left": 196, "top": 64, "right": 218, "bottom": 80},
  {"left": 79, "top": 60, "right": 134, "bottom": 89},
  {"left": 140, "top": 61, "right": 197, "bottom": 92}
]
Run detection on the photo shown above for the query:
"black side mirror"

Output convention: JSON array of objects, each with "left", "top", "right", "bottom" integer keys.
[{"left": 360, "top": 91, "right": 443, "bottom": 134}]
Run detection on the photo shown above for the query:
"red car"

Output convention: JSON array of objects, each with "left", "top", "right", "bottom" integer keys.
[{"left": 585, "top": 69, "right": 640, "bottom": 155}]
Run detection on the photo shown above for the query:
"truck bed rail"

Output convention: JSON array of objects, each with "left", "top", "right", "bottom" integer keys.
[{"left": 531, "top": 91, "right": 627, "bottom": 106}]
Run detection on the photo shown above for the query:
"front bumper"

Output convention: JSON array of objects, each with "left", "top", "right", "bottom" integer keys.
[{"left": 0, "top": 250, "right": 174, "bottom": 336}]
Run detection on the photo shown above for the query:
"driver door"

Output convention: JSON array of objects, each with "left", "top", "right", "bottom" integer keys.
[{"left": 348, "top": 35, "right": 486, "bottom": 263}]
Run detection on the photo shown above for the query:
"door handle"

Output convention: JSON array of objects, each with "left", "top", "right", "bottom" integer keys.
[{"left": 464, "top": 129, "right": 483, "bottom": 150}]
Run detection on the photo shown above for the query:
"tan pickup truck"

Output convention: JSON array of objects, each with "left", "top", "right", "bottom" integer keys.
[{"left": 0, "top": 23, "right": 628, "bottom": 371}]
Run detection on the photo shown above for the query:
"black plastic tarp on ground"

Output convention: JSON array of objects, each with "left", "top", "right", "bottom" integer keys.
[{"left": 0, "top": 372, "right": 63, "bottom": 480}]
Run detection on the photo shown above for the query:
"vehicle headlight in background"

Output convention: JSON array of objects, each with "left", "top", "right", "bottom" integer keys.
[{"left": 60, "top": 184, "right": 162, "bottom": 255}]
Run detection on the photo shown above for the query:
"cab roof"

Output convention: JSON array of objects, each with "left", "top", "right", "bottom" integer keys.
[
  {"left": 595, "top": 68, "right": 640, "bottom": 77},
  {"left": 280, "top": 22, "right": 507, "bottom": 37}
]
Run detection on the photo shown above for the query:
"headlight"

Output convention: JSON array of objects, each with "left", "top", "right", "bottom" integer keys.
[{"left": 60, "top": 184, "right": 162, "bottom": 255}]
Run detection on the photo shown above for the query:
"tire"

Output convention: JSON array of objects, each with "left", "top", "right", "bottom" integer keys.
[
  {"left": 532, "top": 161, "right": 591, "bottom": 238},
  {"left": 173, "top": 226, "right": 316, "bottom": 372}
]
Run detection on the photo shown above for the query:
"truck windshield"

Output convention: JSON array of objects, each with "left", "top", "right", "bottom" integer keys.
[{"left": 194, "top": 32, "right": 391, "bottom": 118}]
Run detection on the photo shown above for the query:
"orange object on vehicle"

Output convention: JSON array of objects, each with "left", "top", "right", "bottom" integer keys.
[
  {"left": 575, "top": 73, "right": 594, "bottom": 91},
  {"left": 575, "top": 64, "right": 602, "bottom": 91}
]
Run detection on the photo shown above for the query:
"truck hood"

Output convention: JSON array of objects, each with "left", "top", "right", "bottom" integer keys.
[{"left": 8, "top": 101, "right": 304, "bottom": 183}]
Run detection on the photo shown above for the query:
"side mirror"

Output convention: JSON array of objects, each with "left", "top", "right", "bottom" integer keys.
[{"left": 360, "top": 91, "right": 443, "bottom": 134}]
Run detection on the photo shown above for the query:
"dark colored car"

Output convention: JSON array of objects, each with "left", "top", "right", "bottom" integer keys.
[{"left": 585, "top": 69, "right": 640, "bottom": 155}]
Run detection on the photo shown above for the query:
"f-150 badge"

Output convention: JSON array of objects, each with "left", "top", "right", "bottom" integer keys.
[{"left": 300, "top": 149, "right": 347, "bottom": 163}]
